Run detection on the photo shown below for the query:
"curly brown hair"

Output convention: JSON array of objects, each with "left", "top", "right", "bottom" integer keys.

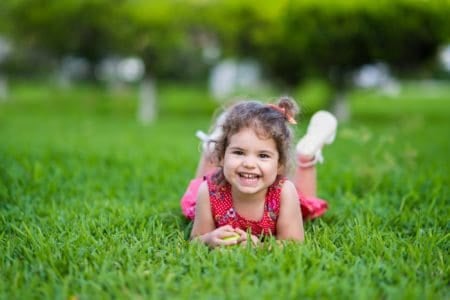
[{"left": 208, "top": 96, "right": 300, "bottom": 184}]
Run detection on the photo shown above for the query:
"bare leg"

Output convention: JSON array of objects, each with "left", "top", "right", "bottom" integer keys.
[
  {"left": 194, "top": 111, "right": 228, "bottom": 178},
  {"left": 195, "top": 152, "right": 218, "bottom": 178},
  {"left": 293, "top": 110, "right": 337, "bottom": 198},
  {"left": 292, "top": 154, "right": 317, "bottom": 197}
]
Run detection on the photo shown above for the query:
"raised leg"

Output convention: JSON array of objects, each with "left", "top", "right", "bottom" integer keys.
[
  {"left": 195, "top": 152, "right": 218, "bottom": 177},
  {"left": 293, "top": 155, "right": 317, "bottom": 197},
  {"left": 194, "top": 111, "right": 228, "bottom": 177},
  {"left": 293, "top": 110, "right": 338, "bottom": 197}
]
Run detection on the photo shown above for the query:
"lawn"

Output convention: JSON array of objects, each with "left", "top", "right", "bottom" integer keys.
[{"left": 0, "top": 81, "right": 449, "bottom": 299}]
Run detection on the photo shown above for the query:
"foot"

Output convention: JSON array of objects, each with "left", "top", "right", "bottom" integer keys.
[
  {"left": 196, "top": 111, "right": 228, "bottom": 154},
  {"left": 296, "top": 110, "right": 337, "bottom": 166}
]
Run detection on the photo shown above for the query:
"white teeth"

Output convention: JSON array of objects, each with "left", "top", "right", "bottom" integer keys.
[{"left": 240, "top": 173, "right": 258, "bottom": 179}]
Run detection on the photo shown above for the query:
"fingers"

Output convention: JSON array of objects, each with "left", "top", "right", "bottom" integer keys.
[
  {"left": 210, "top": 226, "right": 239, "bottom": 247},
  {"left": 217, "top": 226, "right": 237, "bottom": 237},
  {"left": 208, "top": 226, "right": 260, "bottom": 248},
  {"left": 239, "top": 234, "right": 260, "bottom": 247},
  {"left": 218, "top": 225, "right": 235, "bottom": 233},
  {"left": 234, "top": 228, "right": 246, "bottom": 235},
  {"left": 234, "top": 228, "right": 248, "bottom": 242}
]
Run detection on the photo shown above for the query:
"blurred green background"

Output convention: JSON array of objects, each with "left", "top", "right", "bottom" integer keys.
[
  {"left": 1, "top": 0, "right": 449, "bottom": 92},
  {"left": 1, "top": 1, "right": 449, "bottom": 299}
]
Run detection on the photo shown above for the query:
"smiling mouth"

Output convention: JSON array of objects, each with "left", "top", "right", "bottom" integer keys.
[{"left": 238, "top": 172, "right": 260, "bottom": 179}]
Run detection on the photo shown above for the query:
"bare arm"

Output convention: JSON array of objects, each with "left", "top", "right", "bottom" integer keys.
[
  {"left": 190, "top": 181, "right": 242, "bottom": 247},
  {"left": 276, "top": 180, "right": 305, "bottom": 242},
  {"left": 190, "top": 181, "right": 215, "bottom": 238}
]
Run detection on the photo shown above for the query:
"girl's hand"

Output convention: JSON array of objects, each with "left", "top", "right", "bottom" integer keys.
[
  {"left": 201, "top": 225, "right": 240, "bottom": 248},
  {"left": 234, "top": 228, "right": 260, "bottom": 247}
]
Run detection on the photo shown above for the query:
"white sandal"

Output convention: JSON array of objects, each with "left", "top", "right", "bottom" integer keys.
[{"left": 296, "top": 110, "right": 337, "bottom": 167}]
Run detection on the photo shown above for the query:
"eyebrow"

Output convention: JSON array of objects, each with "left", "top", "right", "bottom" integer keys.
[{"left": 228, "top": 146, "right": 244, "bottom": 151}]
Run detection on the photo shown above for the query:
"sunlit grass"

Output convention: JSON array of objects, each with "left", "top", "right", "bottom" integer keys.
[{"left": 0, "top": 81, "right": 448, "bottom": 299}]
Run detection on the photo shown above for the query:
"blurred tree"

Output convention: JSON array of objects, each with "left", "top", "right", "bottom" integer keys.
[
  {"left": 2, "top": 0, "right": 126, "bottom": 72},
  {"left": 1, "top": 0, "right": 209, "bottom": 80},
  {"left": 119, "top": 1, "right": 206, "bottom": 79},
  {"left": 1, "top": 0, "right": 449, "bottom": 109},
  {"left": 202, "top": 0, "right": 450, "bottom": 119}
]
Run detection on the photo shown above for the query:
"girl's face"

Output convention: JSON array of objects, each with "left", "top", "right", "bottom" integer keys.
[{"left": 222, "top": 127, "right": 282, "bottom": 200}]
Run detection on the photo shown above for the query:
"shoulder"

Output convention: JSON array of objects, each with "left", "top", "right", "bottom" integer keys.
[
  {"left": 265, "top": 178, "right": 297, "bottom": 215},
  {"left": 279, "top": 180, "right": 299, "bottom": 206},
  {"left": 194, "top": 180, "right": 214, "bottom": 221},
  {"left": 196, "top": 181, "right": 210, "bottom": 204}
]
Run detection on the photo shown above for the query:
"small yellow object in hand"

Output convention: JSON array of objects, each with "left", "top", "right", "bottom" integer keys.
[{"left": 222, "top": 233, "right": 240, "bottom": 242}]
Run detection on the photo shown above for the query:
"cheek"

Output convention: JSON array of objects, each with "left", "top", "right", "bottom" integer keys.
[
  {"left": 220, "top": 151, "right": 230, "bottom": 166},
  {"left": 221, "top": 154, "right": 233, "bottom": 168},
  {"left": 266, "top": 161, "right": 281, "bottom": 176}
]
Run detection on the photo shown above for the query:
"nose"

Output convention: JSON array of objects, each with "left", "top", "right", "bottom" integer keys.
[{"left": 242, "top": 155, "right": 256, "bottom": 168}]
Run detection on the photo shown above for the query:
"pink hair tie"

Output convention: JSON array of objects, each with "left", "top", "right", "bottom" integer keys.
[{"left": 267, "top": 104, "right": 297, "bottom": 124}]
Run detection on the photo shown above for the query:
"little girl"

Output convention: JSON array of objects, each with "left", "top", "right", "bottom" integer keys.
[{"left": 180, "top": 97, "right": 337, "bottom": 248}]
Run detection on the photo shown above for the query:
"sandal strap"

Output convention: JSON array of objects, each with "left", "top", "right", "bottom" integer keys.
[{"left": 298, "top": 150, "right": 324, "bottom": 168}]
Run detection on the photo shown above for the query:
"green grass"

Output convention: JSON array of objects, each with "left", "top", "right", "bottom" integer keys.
[{"left": 0, "top": 81, "right": 449, "bottom": 299}]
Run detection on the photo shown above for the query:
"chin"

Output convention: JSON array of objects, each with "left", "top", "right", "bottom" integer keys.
[{"left": 236, "top": 185, "right": 265, "bottom": 195}]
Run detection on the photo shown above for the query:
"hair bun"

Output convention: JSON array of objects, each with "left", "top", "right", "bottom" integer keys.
[{"left": 277, "top": 96, "right": 300, "bottom": 120}]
